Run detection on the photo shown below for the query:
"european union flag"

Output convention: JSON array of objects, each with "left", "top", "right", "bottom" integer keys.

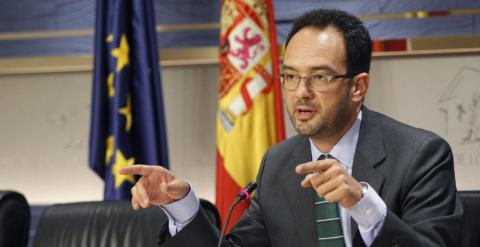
[{"left": 89, "top": 0, "right": 169, "bottom": 200}]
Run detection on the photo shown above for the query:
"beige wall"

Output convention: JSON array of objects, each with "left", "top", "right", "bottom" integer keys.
[
  {"left": 0, "top": 53, "right": 479, "bottom": 205},
  {"left": 0, "top": 65, "right": 222, "bottom": 204}
]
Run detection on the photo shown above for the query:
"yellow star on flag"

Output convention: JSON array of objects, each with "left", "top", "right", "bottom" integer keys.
[
  {"left": 105, "top": 135, "right": 114, "bottom": 165},
  {"left": 107, "top": 72, "right": 115, "bottom": 97},
  {"left": 112, "top": 150, "right": 135, "bottom": 188},
  {"left": 106, "top": 34, "right": 114, "bottom": 43},
  {"left": 118, "top": 94, "right": 132, "bottom": 131},
  {"left": 111, "top": 34, "right": 130, "bottom": 72}
]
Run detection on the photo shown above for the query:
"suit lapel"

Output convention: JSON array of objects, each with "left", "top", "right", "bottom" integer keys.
[
  {"left": 282, "top": 136, "right": 317, "bottom": 247},
  {"left": 351, "top": 107, "right": 386, "bottom": 240}
]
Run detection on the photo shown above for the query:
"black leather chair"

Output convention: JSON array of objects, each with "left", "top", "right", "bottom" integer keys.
[
  {"left": 200, "top": 198, "right": 221, "bottom": 229},
  {"left": 33, "top": 199, "right": 220, "bottom": 247},
  {"left": 458, "top": 191, "right": 480, "bottom": 247},
  {"left": 0, "top": 190, "right": 30, "bottom": 247}
]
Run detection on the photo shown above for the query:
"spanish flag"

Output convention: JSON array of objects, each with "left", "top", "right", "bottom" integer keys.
[{"left": 216, "top": 0, "right": 285, "bottom": 230}]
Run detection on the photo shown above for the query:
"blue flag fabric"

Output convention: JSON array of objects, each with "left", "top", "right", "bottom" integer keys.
[{"left": 89, "top": 0, "right": 169, "bottom": 200}]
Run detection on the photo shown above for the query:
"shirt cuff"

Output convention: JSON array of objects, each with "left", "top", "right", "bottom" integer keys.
[
  {"left": 346, "top": 182, "right": 386, "bottom": 231},
  {"left": 159, "top": 184, "right": 200, "bottom": 236}
]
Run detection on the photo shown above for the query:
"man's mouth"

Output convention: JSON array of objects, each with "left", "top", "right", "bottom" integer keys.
[{"left": 296, "top": 108, "right": 316, "bottom": 121}]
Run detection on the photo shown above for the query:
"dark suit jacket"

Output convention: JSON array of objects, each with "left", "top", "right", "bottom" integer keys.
[{"left": 161, "top": 107, "right": 463, "bottom": 247}]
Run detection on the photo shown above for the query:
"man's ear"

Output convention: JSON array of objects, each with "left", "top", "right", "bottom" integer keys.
[{"left": 351, "top": 72, "right": 369, "bottom": 103}]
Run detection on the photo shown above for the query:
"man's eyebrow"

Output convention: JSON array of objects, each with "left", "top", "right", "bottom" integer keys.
[
  {"left": 281, "top": 64, "right": 336, "bottom": 73},
  {"left": 281, "top": 65, "right": 297, "bottom": 71}
]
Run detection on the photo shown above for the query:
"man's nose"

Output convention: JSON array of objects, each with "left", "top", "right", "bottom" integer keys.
[{"left": 294, "top": 78, "right": 314, "bottom": 98}]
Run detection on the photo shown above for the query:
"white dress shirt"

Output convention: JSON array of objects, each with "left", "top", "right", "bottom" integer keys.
[{"left": 309, "top": 110, "right": 386, "bottom": 246}]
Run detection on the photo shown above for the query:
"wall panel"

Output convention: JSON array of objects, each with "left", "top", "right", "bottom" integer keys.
[{"left": 0, "top": 53, "right": 479, "bottom": 204}]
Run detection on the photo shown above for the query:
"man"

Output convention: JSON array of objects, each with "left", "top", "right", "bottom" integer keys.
[{"left": 120, "top": 9, "right": 463, "bottom": 246}]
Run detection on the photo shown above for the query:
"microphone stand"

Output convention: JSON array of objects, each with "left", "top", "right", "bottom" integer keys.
[{"left": 216, "top": 182, "right": 257, "bottom": 247}]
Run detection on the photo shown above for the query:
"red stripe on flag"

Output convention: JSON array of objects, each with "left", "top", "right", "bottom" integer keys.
[
  {"left": 216, "top": 150, "right": 250, "bottom": 232},
  {"left": 265, "top": 0, "right": 286, "bottom": 142},
  {"left": 240, "top": 78, "right": 253, "bottom": 111}
]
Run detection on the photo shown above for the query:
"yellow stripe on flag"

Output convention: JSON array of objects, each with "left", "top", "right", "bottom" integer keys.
[{"left": 216, "top": 0, "right": 285, "bottom": 227}]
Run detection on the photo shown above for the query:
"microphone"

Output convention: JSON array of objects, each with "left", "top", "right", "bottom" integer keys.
[{"left": 216, "top": 182, "right": 257, "bottom": 247}]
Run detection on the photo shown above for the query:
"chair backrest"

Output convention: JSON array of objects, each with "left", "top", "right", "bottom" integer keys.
[
  {"left": 32, "top": 201, "right": 167, "bottom": 247},
  {"left": 32, "top": 198, "right": 220, "bottom": 247},
  {"left": 458, "top": 191, "right": 480, "bottom": 247},
  {"left": 199, "top": 198, "right": 221, "bottom": 229},
  {"left": 0, "top": 190, "right": 30, "bottom": 247}
]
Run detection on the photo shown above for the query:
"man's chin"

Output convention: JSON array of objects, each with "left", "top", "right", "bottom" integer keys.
[{"left": 293, "top": 123, "right": 318, "bottom": 136}]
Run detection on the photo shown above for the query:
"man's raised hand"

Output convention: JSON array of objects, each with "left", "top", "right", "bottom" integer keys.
[{"left": 119, "top": 165, "right": 190, "bottom": 210}]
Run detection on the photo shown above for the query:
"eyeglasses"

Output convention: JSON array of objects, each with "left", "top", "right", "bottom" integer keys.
[{"left": 279, "top": 72, "right": 355, "bottom": 92}]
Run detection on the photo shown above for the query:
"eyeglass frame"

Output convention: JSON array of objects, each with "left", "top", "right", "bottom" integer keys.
[{"left": 279, "top": 72, "right": 357, "bottom": 92}]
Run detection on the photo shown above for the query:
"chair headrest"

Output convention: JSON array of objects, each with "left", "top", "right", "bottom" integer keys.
[{"left": 33, "top": 201, "right": 167, "bottom": 247}]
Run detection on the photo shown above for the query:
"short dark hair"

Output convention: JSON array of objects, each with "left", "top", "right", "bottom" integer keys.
[{"left": 285, "top": 9, "right": 372, "bottom": 74}]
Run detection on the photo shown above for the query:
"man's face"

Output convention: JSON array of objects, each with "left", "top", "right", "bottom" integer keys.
[{"left": 283, "top": 26, "right": 356, "bottom": 139}]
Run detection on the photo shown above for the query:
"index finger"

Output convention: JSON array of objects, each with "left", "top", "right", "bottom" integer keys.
[
  {"left": 119, "top": 164, "right": 162, "bottom": 176},
  {"left": 295, "top": 159, "right": 336, "bottom": 175}
]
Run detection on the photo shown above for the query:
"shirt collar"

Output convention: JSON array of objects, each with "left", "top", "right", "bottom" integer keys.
[{"left": 309, "top": 110, "right": 362, "bottom": 170}]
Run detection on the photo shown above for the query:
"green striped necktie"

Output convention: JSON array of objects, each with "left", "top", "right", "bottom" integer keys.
[{"left": 315, "top": 154, "right": 345, "bottom": 247}]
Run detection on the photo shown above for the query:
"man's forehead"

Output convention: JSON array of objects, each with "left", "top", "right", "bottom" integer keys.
[
  {"left": 283, "top": 26, "right": 347, "bottom": 71},
  {"left": 285, "top": 27, "right": 345, "bottom": 55},
  {"left": 287, "top": 25, "right": 344, "bottom": 47}
]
